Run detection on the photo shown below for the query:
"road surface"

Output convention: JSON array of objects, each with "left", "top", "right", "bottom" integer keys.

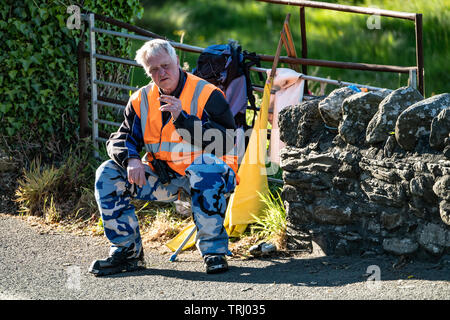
[{"left": 1, "top": 213, "right": 449, "bottom": 304}]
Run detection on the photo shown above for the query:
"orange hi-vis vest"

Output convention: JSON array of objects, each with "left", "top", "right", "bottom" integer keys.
[{"left": 130, "top": 72, "right": 239, "bottom": 181}]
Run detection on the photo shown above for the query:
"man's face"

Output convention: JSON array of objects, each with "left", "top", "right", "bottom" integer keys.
[{"left": 147, "top": 53, "right": 180, "bottom": 94}]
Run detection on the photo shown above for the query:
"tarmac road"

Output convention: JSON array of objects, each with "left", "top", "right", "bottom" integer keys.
[{"left": 1, "top": 213, "right": 449, "bottom": 303}]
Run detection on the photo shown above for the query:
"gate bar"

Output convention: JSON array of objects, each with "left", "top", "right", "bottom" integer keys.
[
  {"left": 88, "top": 13, "right": 99, "bottom": 157},
  {"left": 95, "top": 100, "right": 126, "bottom": 111},
  {"left": 251, "top": 66, "right": 392, "bottom": 92},
  {"left": 256, "top": 0, "right": 424, "bottom": 94},
  {"left": 85, "top": 13, "right": 416, "bottom": 75},
  {"left": 94, "top": 53, "right": 140, "bottom": 67},
  {"left": 81, "top": 11, "right": 409, "bottom": 145},
  {"left": 299, "top": 6, "right": 308, "bottom": 95},
  {"left": 256, "top": 0, "right": 416, "bottom": 20},
  {"left": 96, "top": 119, "right": 122, "bottom": 127},
  {"left": 94, "top": 79, "right": 139, "bottom": 92},
  {"left": 415, "top": 14, "right": 424, "bottom": 95}
]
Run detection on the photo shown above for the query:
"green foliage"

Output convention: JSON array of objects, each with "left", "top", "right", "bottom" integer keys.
[
  {"left": 251, "top": 188, "right": 287, "bottom": 248},
  {"left": 138, "top": 0, "right": 449, "bottom": 96},
  {"left": 0, "top": 0, "right": 143, "bottom": 162},
  {"left": 15, "top": 138, "right": 101, "bottom": 221}
]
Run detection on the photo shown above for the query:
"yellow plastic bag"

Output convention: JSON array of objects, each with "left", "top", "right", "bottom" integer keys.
[
  {"left": 166, "top": 82, "right": 272, "bottom": 252},
  {"left": 224, "top": 82, "right": 271, "bottom": 227},
  {"left": 165, "top": 223, "right": 197, "bottom": 252}
]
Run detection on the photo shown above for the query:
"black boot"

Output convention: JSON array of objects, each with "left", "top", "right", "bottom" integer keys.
[
  {"left": 88, "top": 249, "right": 146, "bottom": 277},
  {"left": 204, "top": 254, "right": 228, "bottom": 274}
]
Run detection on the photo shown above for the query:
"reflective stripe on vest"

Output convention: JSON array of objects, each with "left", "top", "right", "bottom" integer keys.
[
  {"left": 139, "top": 79, "right": 207, "bottom": 156},
  {"left": 136, "top": 73, "right": 239, "bottom": 179},
  {"left": 189, "top": 79, "right": 208, "bottom": 116},
  {"left": 139, "top": 85, "right": 151, "bottom": 147},
  {"left": 143, "top": 141, "right": 205, "bottom": 154}
]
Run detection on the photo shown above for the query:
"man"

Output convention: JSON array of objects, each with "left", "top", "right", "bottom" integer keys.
[{"left": 89, "top": 39, "right": 238, "bottom": 276}]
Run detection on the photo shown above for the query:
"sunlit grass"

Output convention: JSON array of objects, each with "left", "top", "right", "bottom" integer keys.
[
  {"left": 250, "top": 188, "right": 287, "bottom": 250},
  {"left": 136, "top": 0, "right": 448, "bottom": 96}
]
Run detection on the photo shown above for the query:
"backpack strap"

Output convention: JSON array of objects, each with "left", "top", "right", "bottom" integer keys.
[{"left": 241, "top": 50, "right": 264, "bottom": 127}]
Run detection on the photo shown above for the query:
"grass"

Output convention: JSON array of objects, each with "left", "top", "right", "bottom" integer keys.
[
  {"left": 251, "top": 188, "right": 287, "bottom": 250},
  {"left": 134, "top": 199, "right": 192, "bottom": 243},
  {"left": 133, "top": 0, "right": 449, "bottom": 97},
  {"left": 14, "top": 139, "right": 99, "bottom": 224},
  {"left": 15, "top": 157, "right": 61, "bottom": 218}
]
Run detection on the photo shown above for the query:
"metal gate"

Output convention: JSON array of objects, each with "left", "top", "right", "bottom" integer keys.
[{"left": 78, "top": 10, "right": 419, "bottom": 157}]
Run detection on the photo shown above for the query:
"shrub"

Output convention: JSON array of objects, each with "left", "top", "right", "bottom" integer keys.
[
  {"left": 0, "top": 0, "right": 143, "bottom": 162},
  {"left": 15, "top": 138, "right": 100, "bottom": 221},
  {"left": 15, "top": 157, "right": 61, "bottom": 218}
]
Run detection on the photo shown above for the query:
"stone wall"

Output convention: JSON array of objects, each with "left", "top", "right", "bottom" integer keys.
[{"left": 278, "top": 86, "right": 450, "bottom": 259}]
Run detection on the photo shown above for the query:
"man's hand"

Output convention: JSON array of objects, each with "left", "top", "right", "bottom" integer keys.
[
  {"left": 127, "top": 158, "right": 146, "bottom": 187},
  {"left": 158, "top": 95, "right": 182, "bottom": 120}
]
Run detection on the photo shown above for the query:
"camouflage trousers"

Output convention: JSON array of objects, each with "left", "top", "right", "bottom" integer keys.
[{"left": 94, "top": 154, "right": 236, "bottom": 258}]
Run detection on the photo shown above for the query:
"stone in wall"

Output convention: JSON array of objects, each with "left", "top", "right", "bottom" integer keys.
[
  {"left": 278, "top": 97, "right": 325, "bottom": 148},
  {"left": 430, "top": 107, "right": 450, "bottom": 151},
  {"left": 395, "top": 93, "right": 450, "bottom": 151},
  {"left": 439, "top": 201, "right": 450, "bottom": 226},
  {"left": 416, "top": 222, "right": 450, "bottom": 256},
  {"left": 433, "top": 175, "right": 450, "bottom": 226},
  {"left": 318, "top": 87, "right": 354, "bottom": 128},
  {"left": 382, "top": 238, "right": 419, "bottom": 256},
  {"left": 339, "top": 90, "right": 390, "bottom": 145},
  {"left": 366, "top": 86, "right": 423, "bottom": 145}
]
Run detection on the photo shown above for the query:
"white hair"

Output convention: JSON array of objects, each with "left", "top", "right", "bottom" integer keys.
[{"left": 135, "top": 39, "right": 178, "bottom": 77}]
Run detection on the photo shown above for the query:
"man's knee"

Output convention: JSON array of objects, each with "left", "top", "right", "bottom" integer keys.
[
  {"left": 95, "top": 160, "right": 127, "bottom": 195},
  {"left": 96, "top": 160, "right": 121, "bottom": 180},
  {"left": 189, "top": 154, "right": 225, "bottom": 171},
  {"left": 186, "top": 154, "right": 235, "bottom": 179}
]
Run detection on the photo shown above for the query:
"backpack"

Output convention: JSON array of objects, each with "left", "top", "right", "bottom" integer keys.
[
  {"left": 193, "top": 42, "right": 242, "bottom": 90},
  {"left": 193, "top": 40, "right": 264, "bottom": 128}
]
